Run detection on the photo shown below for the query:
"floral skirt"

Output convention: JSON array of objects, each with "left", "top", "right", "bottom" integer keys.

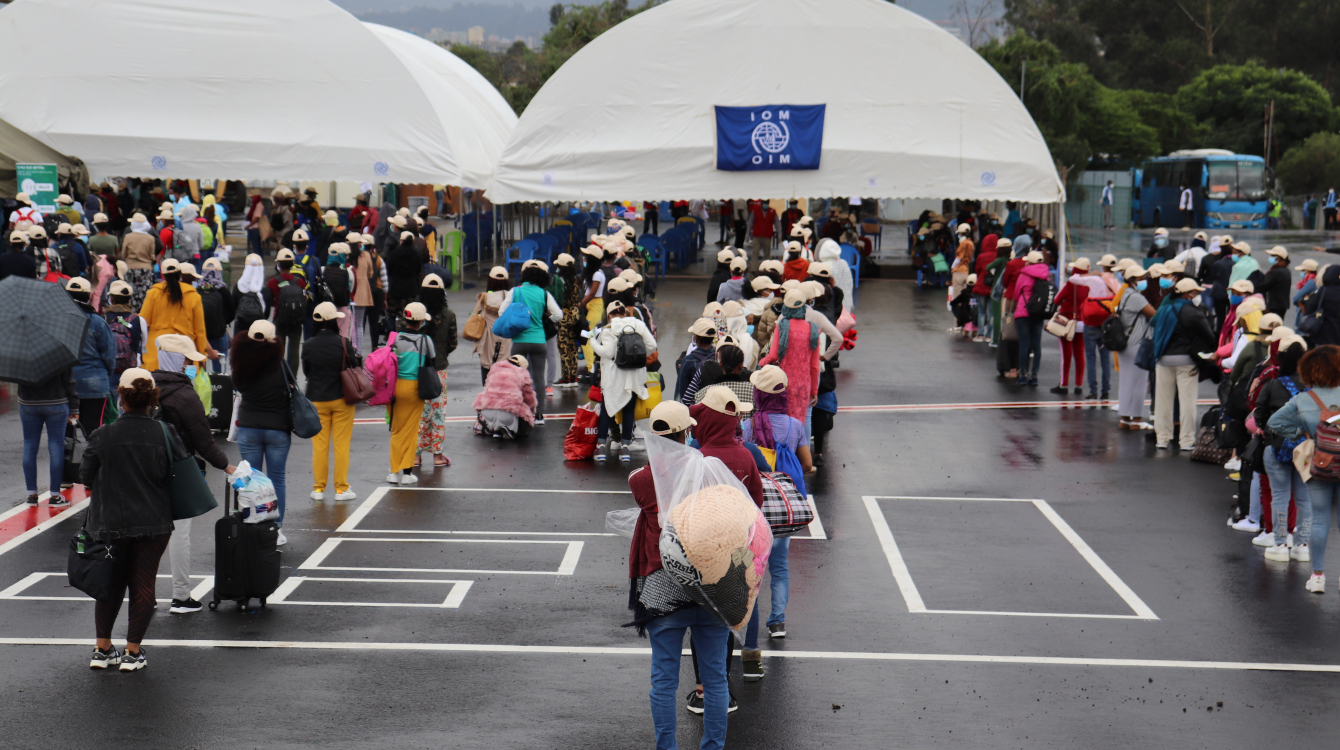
[
  {"left": 124, "top": 268, "right": 155, "bottom": 311},
  {"left": 417, "top": 369, "right": 449, "bottom": 453}
]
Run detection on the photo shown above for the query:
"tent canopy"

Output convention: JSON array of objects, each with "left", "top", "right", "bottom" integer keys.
[
  {"left": 0, "top": 115, "right": 88, "bottom": 199},
  {"left": 486, "top": 0, "right": 1062, "bottom": 204},
  {"left": 0, "top": 0, "right": 516, "bottom": 187}
]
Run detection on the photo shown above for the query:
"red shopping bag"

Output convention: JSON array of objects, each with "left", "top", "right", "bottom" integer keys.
[{"left": 563, "top": 403, "right": 601, "bottom": 461}]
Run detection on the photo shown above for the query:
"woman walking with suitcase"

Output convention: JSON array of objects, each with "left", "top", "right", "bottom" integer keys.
[
  {"left": 80, "top": 369, "right": 175, "bottom": 671},
  {"left": 230, "top": 320, "right": 293, "bottom": 545}
]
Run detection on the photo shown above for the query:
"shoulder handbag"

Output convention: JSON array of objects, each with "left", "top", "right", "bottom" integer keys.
[
  {"left": 759, "top": 471, "right": 814, "bottom": 538},
  {"left": 67, "top": 523, "right": 123, "bottom": 602},
  {"left": 1045, "top": 282, "right": 1078, "bottom": 340},
  {"left": 159, "top": 421, "right": 218, "bottom": 520},
  {"left": 340, "top": 338, "right": 376, "bottom": 404},
  {"left": 280, "top": 359, "right": 322, "bottom": 439},
  {"left": 416, "top": 336, "right": 444, "bottom": 401},
  {"left": 462, "top": 293, "right": 487, "bottom": 341}
]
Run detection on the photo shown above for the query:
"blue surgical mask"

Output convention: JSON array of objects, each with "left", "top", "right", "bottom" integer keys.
[
  {"left": 185, "top": 365, "right": 198, "bottom": 379},
  {"left": 746, "top": 324, "right": 755, "bottom": 334},
  {"left": 1159, "top": 278, "right": 1173, "bottom": 289},
  {"left": 1135, "top": 280, "right": 1148, "bottom": 292},
  {"left": 1154, "top": 237, "right": 1168, "bottom": 248},
  {"left": 1115, "top": 271, "right": 1125, "bottom": 284},
  {"left": 1229, "top": 293, "right": 1243, "bottom": 306}
]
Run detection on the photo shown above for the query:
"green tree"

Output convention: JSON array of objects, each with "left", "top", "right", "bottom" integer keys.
[
  {"left": 1275, "top": 132, "right": 1340, "bottom": 195},
  {"left": 449, "top": 0, "right": 663, "bottom": 115},
  {"left": 1174, "top": 61, "right": 1339, "bottom": 158},
  {"left": 977, "top": 33, "right": 1160, "bottom": 179}
]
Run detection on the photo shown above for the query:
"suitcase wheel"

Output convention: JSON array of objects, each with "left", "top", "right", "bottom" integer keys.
[
  {"left": 259, "top": 597, "right": 267, "bottom": 608},
  {"left": 208, "top": 600, "right": 219, "bottom": 611},
  {"left": 237, "top": 599, "right": 249, "bottom": 612}
]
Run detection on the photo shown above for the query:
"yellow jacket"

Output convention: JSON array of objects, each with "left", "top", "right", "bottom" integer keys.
[{"left": 138, "top": 282, "right": 209, "bottom": 370}]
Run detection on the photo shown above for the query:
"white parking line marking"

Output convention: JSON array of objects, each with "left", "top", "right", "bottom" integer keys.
[
  {"left": 296, "top": 537, "right": 585, "bottom": 576},
  {"left": 267, "top": 577, "right": 475, "bottom": 608},
  {"left": 335, "top": 486, "right": 388, "bottom": 532},
  {"left": 863, "top": 496, "right": 1158, "bottom": 620},
  {"left": 0, "top": 573, "right": 213, "bottom": 603},
  {"left": 1, "top": 638, "right": 1336, "bottom": 673}
]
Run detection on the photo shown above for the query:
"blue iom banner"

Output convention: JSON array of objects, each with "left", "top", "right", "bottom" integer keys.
[{"left": 715, "top": 104, "right": 825, "bottom": 172}]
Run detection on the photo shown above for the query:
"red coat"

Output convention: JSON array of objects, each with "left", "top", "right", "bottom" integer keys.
[
  {"left": 689, "top": 404, "right": 764, "bottom": 507},
  {"left": 628, "top": 466, "right": 662, "bottom": 578},
  {"left": 1054, "top": 278, "right": 1091, "bottom": 318}
]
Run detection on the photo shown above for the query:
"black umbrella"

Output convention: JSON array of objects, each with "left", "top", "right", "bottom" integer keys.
[{"left": 0, "top": 276, "right": 88, "bottom": 387}]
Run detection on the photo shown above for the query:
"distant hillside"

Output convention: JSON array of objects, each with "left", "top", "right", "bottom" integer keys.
[{"left": 350, "top": 3, "right": 552, "bottom": 41}]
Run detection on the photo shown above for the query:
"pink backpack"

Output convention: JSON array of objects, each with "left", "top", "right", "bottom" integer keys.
[{"left": 365, "top": 331, "right": 399, "bottom": 406}]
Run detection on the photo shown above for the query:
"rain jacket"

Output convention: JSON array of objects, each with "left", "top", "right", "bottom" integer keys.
[
  {"left": 715, "top": 276, "right": 745, "bottom": 304},
  {"left": 1012, "top": 263, "right": 1050, "bottom": 318},
  {"left": 138, "top": 282, "right": 208, "bottom": 370},
  {"left": 169, "top": 205, "right": 203, "bottom": 262},
  {"left": 80, "top": 412, "right": 174, "bottom": 541},
  {"left": 591, "top": 315, "right": 657, "bottom": 414},
  {"left": 153, "top": 370, "right": 229, "bottom": 470}
]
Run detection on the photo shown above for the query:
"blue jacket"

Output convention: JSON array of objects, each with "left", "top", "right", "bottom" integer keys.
[
  {"left": 1267, "top": 385, "right": 1340, "bottom": 442},
  {"left": 74, "top": 305, "right": 116, "bottom": 399}
]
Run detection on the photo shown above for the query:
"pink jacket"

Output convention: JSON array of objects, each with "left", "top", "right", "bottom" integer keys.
[
  {"left": 472, "top": 361, "right": 538, "bottom": 424},
  {"left": 91, "top": 255, "right": 116, "bottom": 312},
  {"left": 1012, "top": 263, "right": 1050, "bottom": 318}
]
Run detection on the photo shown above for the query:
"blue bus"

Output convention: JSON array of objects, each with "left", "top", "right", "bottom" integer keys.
[{"left": 1131, "top": 150, "right": 1269, "bottom": 230}]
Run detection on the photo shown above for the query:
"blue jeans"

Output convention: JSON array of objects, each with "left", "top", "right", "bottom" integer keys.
[
  {"left": 236, "top": 427, "right": 291, "bottom": 525},
  {"left": 743, "top": 536, "right": 792, "bottom": 648},
  {"left": 209, "top": 334, "right": 230, "bottom": 374},
  {"left": 1015, "top": 315, "right": 1044, "bottom": 379},
  {"left": 975, "top": 294, "right": 993, "bottom": 339},
  {"left": 646, "top": 606, "right": 729, "bottom": 750},
  {"left": 1083, "top": 326, "right": 1112, "bottom": 394},
  {"left": 20, "top": 404, "right": 68, "bottom": 494},
  {"left": 246, "top": 227, "right": 262, "bottom": 255},
  {"left": 1263, "top": 449, "right": 1311, "bottom": 547},
  {"left": 1305, "top": 479, "right": 1340, "bottom": 572}
]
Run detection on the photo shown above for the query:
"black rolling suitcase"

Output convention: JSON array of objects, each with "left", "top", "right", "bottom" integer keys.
[
  {"left": 210, "top": 480, "right": 281, "bottom": 611},
  {"left": 207, "top": 374, "right": 233, "bottom": 434}
]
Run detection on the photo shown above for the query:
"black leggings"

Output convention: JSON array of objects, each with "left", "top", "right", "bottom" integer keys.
[{"left": 95, "top": 534, "right": 170, "bottom": 643}]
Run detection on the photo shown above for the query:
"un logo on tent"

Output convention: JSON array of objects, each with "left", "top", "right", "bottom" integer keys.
[
  {"left": 981, "top": 171, "right": 997, "bottom": 186},
  {"left": 373, "top": 161, "right": 389, "bottom": 176},
  {"left": 752, "top": 121, "right": 790, "bottom": 154},
  {"left": 151, "top": 156, "right": 167, "bottom": 171}
]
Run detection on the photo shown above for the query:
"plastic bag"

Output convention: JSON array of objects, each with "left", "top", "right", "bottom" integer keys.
[
  {"left": 605, "top": 507, "right": 640, "bottom": 538},
  {"left": 645, "top": 434, "right": 772, "bottom": 639},
  {"left": 230, "top": 460, "right": 279, "bottom": 523},
  {"left": 563, "top": 403, "right": 600, "bottom": 460}
]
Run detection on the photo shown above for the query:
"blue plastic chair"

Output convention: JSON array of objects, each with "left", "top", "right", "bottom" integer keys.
[
  {"left": 505, "top": 239, "right": 539, "bottom": 278},
  {"left": 639, "top": 234, "right": 667, "bottom": 279},
  {"left": 662, "top": 231, "right": 689, "bottom": 269},
  {"left": 524, "top": 232, "right": 557, "bottom": 263},
  {"left": 839, "top": 243, "right": 861, "bottom": 288}
]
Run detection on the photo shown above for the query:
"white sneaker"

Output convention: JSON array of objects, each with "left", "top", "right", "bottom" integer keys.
[
  {"left": 1156, "top": 442, "right": 1170, "bottom": 450},
  {"left": 1223, "top": 457, "right": 1242, "bottom": 471},
  {"left": 1305, "top": 573, "right": 1326, "bottom": 594},
  {"left": 310, "top": 491, "right": 324, "bottom": 501},
  {"left": 398, "top": 472, "right": 418, "bottom": 485},
  {"left": 1291, "top": 544, "right": 1311, "bottom": 562},
  {"left": 335, "top": 491, "right": 358, "bottom": 502},
  {"left": 1231, "top": 518, "right": 1261, "bottom": 533},
  {"left": 1264, "top": 544, "right": 1290, "bottom": 561},
  {"left": 276, "top": 530, "right": 288, "bottom": 546},
  {"left": 385, "top": 473, "right": 401, "bottom": 485},
  {"left": 1251, "top": 530, "right": 1275, "bottom": 547}
]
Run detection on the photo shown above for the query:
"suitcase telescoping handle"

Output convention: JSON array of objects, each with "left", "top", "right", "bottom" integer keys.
[{"left": 225, "top": 476, "right": 234, "bottom": 515}]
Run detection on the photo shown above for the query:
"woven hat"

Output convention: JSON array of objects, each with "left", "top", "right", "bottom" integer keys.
[
  {"left": 750, "top": 364, "right": 788, "bottom": 394},
  {"left": 649, "top": 402, "right": 695, "bottom": 435},
  {"left": 699, "top": 385, "right": 753, "bottom": 416}
]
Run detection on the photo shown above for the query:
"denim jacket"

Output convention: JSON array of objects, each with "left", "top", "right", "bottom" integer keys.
[
  {"left": 1266, "top": 385, "right": 1340, "bottom": 441},
  {"left": 74, "top": 304, "right": 116, "bottom": 399}
]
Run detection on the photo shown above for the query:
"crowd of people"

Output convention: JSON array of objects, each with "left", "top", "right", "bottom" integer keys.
[
  {"left": 937, "top": 208, "right": 1340, "bottom": 599},
  {"left": 4, "top": 186, "right": 859, "bottom": 698}
]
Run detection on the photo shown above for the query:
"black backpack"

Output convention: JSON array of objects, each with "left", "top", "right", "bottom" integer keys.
[
  {"left": 613, "top": 322, "right": 647, "bottom": 369},
  {"left": 323, "top": 265, "right": 350, "bottom": 308},
  {"left": 1100, "top": 294, "right": 1131, "bottom": 352},
  {"left": 275, "top": 280, "right": 306, "bottom": 327},
  {"left": 235, "top": 291, "right": 264, "bottom": 331},
  {"left": 1025, "top": 277, "right": 1054, "bottom": 319}
]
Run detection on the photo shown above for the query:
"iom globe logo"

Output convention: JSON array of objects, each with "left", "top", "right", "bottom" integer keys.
[{"left": 752, "top": 119, "right": 790, "bottom": 154}]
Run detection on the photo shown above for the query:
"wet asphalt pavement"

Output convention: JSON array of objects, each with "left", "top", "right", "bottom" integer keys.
[{"left": 0, "top": 257, "right": 1336, "bottom": 749}]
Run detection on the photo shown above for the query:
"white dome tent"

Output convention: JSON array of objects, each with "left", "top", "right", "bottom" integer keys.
[
  {"left": 486, "top": 0, "right": 1063, "bottom": 207},
  {"left": 0, "top": 0, "right": 515, "bottom": 187}
]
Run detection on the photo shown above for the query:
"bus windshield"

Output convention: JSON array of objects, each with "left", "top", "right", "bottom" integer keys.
[{"left": 1207, "top": 161, "right": 1267, "bottom": 201}]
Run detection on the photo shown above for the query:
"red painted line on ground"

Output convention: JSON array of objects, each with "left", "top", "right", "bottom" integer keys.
[
  {"left": 351, "top": 399, "right": 1215, "bottom": 425},
  {"left": 0, "top": 486, "right": 85, "bottom": 549}
]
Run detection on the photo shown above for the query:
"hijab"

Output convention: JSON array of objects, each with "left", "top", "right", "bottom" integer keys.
[
  {"left": 130, "top": 219, "right": 153, "bottom": 235},
  {"left": 751, "top": 388, "right": 789, "bottom": 449},
  {"left": 237, "top": 261, "right": 266, "bottom": 294},
  {"left": 197, "top": 267, "right": 226, "bottom": 291}
]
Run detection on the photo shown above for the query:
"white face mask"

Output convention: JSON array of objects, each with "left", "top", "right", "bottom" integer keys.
[{"left": 1191, "top": 296, "right": 1203, "bottom": 307}]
